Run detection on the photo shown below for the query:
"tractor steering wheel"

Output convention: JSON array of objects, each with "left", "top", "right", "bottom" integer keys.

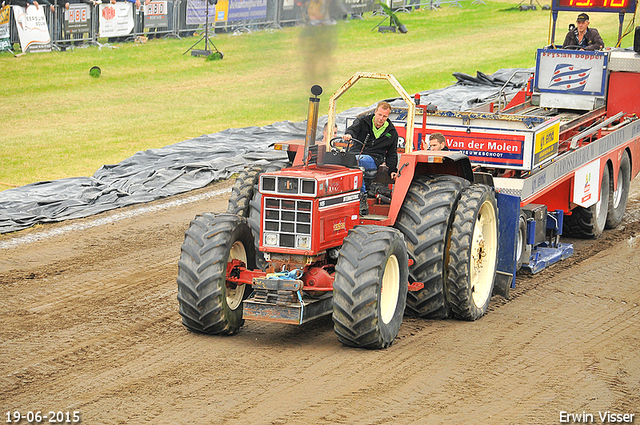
[
  {"left": 562, "top": 45, "right": 583, "bottom": 50},
  {"left": 329, "top": 136, "right": 364, "bottom": 153}
]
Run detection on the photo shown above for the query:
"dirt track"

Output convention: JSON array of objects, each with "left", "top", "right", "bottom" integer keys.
[{"left": 1, "top": 178, "right": 639, "bottom": 425}]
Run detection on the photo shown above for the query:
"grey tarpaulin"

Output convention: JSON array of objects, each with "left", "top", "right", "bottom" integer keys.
[{"left": 0, "top": 68, "right": 532, "bottom": 234}]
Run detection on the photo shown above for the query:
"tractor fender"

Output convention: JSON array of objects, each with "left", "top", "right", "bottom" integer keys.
[{"left": 387, "top": 152, "right": 474, "bottom": 224}]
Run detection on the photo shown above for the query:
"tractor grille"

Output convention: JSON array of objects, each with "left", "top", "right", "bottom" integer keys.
[
  {"left": 261, "top": 176, "right": 317, "bottom": 197},
  {"left": 263, "top": 197, "right": 313, "bottom": 249}
]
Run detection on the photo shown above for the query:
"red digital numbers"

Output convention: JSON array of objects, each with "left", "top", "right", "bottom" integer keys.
[{"left": 555, "top": 0, "right": 632, "bottom": 11}]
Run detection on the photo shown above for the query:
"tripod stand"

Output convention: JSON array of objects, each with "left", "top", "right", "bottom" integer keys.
[
  {"left": 372, "top": 16, "right": 397, "bottom": 33},
  {"left": 183, "top": 0, "right": 222, "bottom": 57}
]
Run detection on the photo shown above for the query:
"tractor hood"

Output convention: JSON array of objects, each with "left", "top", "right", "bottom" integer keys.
[{"left": 259, "top": 164, "right": 362, "bottom": 198}]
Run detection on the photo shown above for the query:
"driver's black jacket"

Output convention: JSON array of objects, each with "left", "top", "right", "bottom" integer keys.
[
  {"left": 562, "top": 27, "right": 604, "bottom": 51},
  {"left": 345, "top": 113, "right": 399, "bottom": 173}
]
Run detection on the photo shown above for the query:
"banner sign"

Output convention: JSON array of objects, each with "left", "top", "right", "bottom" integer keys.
[
  {"left": 533, "top": 121, "right": 559, "bottom": 165},
  {"left": 0, "top": 5, "right": 10, "bottom": 51},
  {"left": 215, "top": 0, "right": 229, "bottom": 21},
  {"left": 573, "top": 159, "right": 600, "bottom": 207},
  {"left": 144, "top": 1, "right": 168, "bottom": 28},
  {"left": 186, "top": 0, "right": 217, "bottom": 24},
  {"left": 442, "top": 130, "right": 526, "bottom": 168},
  {"left": 534, "top": 49, "right": 608, "bottom": 96},
  {"left": 99, "top": 2, "right": 134, "bottom": 37},
  {"left": 13, "top": 5, "right": 52, "bottom": 53},
  {"left": 228, "top": 0, "right": 267, "bottom": 21},
  {"left": 64, "top": 4, "right": 91, "bottom": 34}
]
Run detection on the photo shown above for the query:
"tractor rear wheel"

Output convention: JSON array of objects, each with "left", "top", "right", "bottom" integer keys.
[
  {"left": 242, "top": 162, "right": 286, "bottom": 270},
  {"left": 332, "top": 226, "right": 408, "bottom": 349},
  {"left": 447, "top": 184, "right": 499, "bottom": 321},
  {"left": 564, "top": 165, "right": 610, "bottom": 239},
  {"left": 606, "top": 151, "right": 630, "bottom": 229},
  {"left": 394, "top": 175, "right": 469, "bottom": 319},
  {"left": 227, "top": 166, "right": 262, "bottom": 217},
  {"left": 228, "top": 161, "right": 288, "bottom": 218},
  {"left": 177, "top": 213, "right": 256, "bottom": 335}
]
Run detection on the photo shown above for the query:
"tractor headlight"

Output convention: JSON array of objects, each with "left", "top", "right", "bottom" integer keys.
[
  {"left": 264, "top": 232, "right": 278, "bottom": 246},
  {"left": 296, "top": 235, "right": 311, "bottom": 250}
]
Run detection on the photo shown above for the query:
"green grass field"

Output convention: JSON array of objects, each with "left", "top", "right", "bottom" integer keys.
[{"left": 0, "top": 1, "right": 635, "bottom": 190}]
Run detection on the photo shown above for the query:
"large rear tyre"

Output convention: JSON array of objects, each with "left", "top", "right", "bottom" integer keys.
[
  {"left": 242, "top": 162, "right": 286, "bottom": 270},
  {"left": 227, "top": 166, "right": 262, "bottom": 217},
  {"left": 564, "top": 165, "right": 610, "bottom": 239},
  {"left": 228, "top": 161, "right": 288, "bottom": 218},
  {"left": 177, "top": 213, "right": 256, "bottom": 335},
  {"left": 332, "top": 226, "right": 409, "bottom": 349},
  {"left": 447, "top": 185, "right": 499, "bottom": 321},
  {"left": 394, "top": 175, "right": 469, "bottom": 319},
  {"left": 606, "top": 151, "right": 631, "bottom": 229}
]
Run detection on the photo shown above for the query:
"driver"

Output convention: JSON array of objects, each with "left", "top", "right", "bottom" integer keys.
[
  {"left": 562, "top": 13, "right": 604, "bottom": 51},
  {"left": 341, "top": 101, "right": 398, "bottom": 215},
  {"left": 342, "top": 101, "right": 399, "bottom": 181}
]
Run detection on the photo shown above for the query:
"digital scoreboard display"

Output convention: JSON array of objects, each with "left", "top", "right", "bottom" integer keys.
[{"left": 552, "top": 0, "right": 637, "bottom": 13}]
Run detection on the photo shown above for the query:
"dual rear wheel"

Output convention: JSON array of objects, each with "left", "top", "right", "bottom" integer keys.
[
  {"left": 564, "top": 153, "right": 631, "bottom": 239},
  {"left": 394, "top": 175, "right": 499, "bottom": 321}
]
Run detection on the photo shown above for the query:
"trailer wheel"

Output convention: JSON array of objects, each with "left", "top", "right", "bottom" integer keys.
[
  {"left": 516, "top": 213, "right": 527, "bottom": 272},
  {"left": 606, "top": 151, "right": 631, "bottom": 229},
  {"left": 177, "top": 213, "right": 256, "bottom": 335},
  {"left": 227, "top": 166, "right": 262, "bottom": 217},
  {"left": 564, "top": 165, "right": 610, "bottom": 239},
  {"left": 332, "top": 226, "right": 408, "bottom": 349},
  {"left": 394, "top": 175, "right": 469, "bottom": 319},
  {"left": 447, "top": 185, "right": 499, "bottom": 321}
]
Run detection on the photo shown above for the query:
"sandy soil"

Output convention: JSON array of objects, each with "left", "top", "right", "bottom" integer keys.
[{"left": 1, "top": 178, "right": 639, "bottom": 425}]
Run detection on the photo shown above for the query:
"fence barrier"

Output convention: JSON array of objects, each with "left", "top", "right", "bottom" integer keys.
[{"left": 1, "top": 0, "right": 476, "bottom": 52}]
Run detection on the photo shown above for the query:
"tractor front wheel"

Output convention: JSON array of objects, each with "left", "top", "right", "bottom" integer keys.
[
  {"left": 332, "top": 226, "right": 409, "bottom": 349},
  {"left": 177, "top": 213, "right": 256, "bottom": 335}
]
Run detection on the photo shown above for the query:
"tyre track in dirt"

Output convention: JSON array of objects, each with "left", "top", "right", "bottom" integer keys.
[{"left": 0, "top": 179, "right": 639, "bottom": 424}]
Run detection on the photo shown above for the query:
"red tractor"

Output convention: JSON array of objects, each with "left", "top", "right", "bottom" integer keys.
[
  {"left": 177, "top": 73, "right": 501, "bottom": 349},
  {"left": 177, "top": 19, "right": 640, "bottom": 348}
]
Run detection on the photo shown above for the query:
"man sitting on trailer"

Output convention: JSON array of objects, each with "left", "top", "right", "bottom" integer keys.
[
  {"left": 562, "top": 13, "right": 604, "bottom": 51},
  {"left": 341, "top": 101, "right": 399, "bottom": 214},
  {"left": 426, "top": 132, "right": 449, "bottom": 151}
]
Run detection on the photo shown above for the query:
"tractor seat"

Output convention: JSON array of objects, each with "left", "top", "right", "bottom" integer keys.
[{"left": 363, "top": 169, "right": 378, "bottom": 180}]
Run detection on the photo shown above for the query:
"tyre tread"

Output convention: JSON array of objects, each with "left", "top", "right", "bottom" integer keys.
[{"left": 394, "top": 175, "right": 469, "bottom": 318}]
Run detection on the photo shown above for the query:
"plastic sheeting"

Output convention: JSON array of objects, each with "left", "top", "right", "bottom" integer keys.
[{"left": 0, "top": 68, "right": 532, "bottom": 234}]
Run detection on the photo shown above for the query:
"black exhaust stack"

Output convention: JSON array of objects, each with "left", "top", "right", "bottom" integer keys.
[{"left": 303, "top": 85, "right": 323, "bottom": 168}]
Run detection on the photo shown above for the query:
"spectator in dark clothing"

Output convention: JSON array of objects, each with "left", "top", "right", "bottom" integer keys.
[
  {"left": 6, "top": 0, "right": 56, "bottom": 12},
  {"left": 2, "top": 0, "right": 29, "bottom": 7},
  {"left": 562, "top": 13, "right": 604, "bottom": 51}
]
